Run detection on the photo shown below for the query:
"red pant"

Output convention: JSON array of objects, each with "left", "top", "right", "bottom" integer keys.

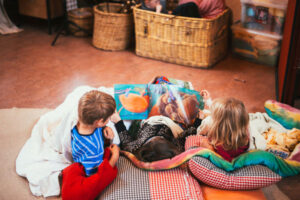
[{"left": 61, "top": 148, "right": 118, "bottom": 200}]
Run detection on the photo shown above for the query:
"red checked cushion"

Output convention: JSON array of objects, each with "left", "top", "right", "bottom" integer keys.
[
  {"left": 189, "top": 156, "right": 282, "bottom": 190},
  {"left": 186, "top": 136, "right": 282, "bottom": 190}
]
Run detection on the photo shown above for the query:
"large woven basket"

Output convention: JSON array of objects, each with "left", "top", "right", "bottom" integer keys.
[
  {"left": 93, "top": 3, "right": 134, "bottom": 51},
  {"left": 68, "top": 7, "right": 93, "bottom": 37},
  {"left": 133, "top": 6, "right": 230, "bottom": 68}
]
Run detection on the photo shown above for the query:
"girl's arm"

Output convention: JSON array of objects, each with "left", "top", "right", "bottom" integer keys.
[
  {"left": 111, "top": 111, "right": 146, "bottom": 152},
  {"left": 197, "top": 116, "right": 212, "bottom": 136},
  {"left": 111, "top": 111, "right": 134, "bottom": 147},
  {"left": 114, "top": 120, "right": 134, "bottom": 146}
]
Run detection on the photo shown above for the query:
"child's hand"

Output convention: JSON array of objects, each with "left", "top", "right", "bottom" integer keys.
[
  {"left": 200, "top": 90, "right": 210, "bottom": 100},
  {"left": 156, "top": 4, "right": 162, "bottom": 13},
  {"left": 103, "top": 126, "right": 114, "bottom": 140},
  {"left": 109, "top": 144, "right": 120, "bottom": 167},
  {"left": 110, "top": 110, "right": 121, "bottom": 123},
  {"left": 146, "top": 0, "right": 160, "bottom": 10},
  {"left": 197, "top": 108, "right": 205, "bottom": 119},
  {"left": 198, "top": 109, "right": 211, "bottom": 119},
  {"left": 110, "top": 144, "right": 120, "bottom": 156},
  {"left": 200, "top": 90, "right": 212, "bottom": 108}
]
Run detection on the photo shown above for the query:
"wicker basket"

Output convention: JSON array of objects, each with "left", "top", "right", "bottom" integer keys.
[
  {"left": 133, "top": 6, "right": 230, "bottom": 68},
  {"left": 93, "top": 3, "right": 134, "bottom": 51},
  {"left": 68, "top": 7, "right": 93, "bottom": 37}
]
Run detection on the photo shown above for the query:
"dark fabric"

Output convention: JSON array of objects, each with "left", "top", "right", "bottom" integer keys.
[
  {"left": 193, "top": 118, "right": 202, "bottom": 128},
  {"left": 172, "top": 2, "right": 200, "bottom": 18},
  {"left": 116, "top": 119, "right": 199, "bottom": 153},
  {"left": 115, "top": 120, "right": 127, "bottom": 133},
  {"left": 61, "top": 148, "right": 117, "bottom": 200},
  {"left": 128, "top": 120, "right": 142, "bottom": 138}
]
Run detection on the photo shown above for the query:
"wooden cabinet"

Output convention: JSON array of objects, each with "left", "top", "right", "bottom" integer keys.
[
  {"left": 18, "top": 0, "right": 63, "bottom": 19},
  {"left": 18, "top": 0, "right": 64, "bottom": 34}
]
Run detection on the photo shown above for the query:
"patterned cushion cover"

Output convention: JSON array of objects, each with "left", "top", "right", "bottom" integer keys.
[
  {"left": 100, "top": 156, "right": 203, "bottom": 200},
  {"left": 189, "top": 156, "right": 282, "bottom": 190},
  {"left": 186, "top": 135, "right": 282, "bottom": 190}
]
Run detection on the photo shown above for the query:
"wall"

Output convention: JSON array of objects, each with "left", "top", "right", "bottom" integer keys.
[{"left": 226, "top": 0, "right": 242, "bottom": 22}]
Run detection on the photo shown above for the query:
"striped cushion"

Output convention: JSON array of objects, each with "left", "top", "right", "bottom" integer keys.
[{"left": 100, "top": 156, "right": 203, "bottom": 199}]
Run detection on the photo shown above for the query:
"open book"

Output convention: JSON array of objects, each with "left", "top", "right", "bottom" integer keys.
[
  {"left": 114, "top": 84, "right": 204, "bottom": 125},
  {"left": 153, "top": 76, "right": 194, "bottom": 90}
]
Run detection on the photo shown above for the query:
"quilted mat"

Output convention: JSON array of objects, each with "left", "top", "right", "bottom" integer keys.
[{"left": 99, "top": 156, "right": 203, "bottom": 200}]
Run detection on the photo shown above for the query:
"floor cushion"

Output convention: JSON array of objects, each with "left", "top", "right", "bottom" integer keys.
[
  {"left": 185, "top": 135, "right": 285, "bottom": 190},
  {"left": 201, "top": 185, "right": 267, "bottom": 200},
  {"left": 189, "top": 156, "right": 281, "bottom": 190}
]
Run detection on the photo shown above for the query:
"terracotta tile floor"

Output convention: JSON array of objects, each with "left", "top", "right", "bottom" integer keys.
[
  {"left": 0, "top": 24, "right": 299, "bottom": 199},
  {"left": 0, "top": 25, "right": 276, "bottom": 112}
]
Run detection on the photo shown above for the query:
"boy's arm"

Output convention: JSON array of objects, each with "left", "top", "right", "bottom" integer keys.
[{"left": 103, "top": 126, "right": 114, "bottom": 140}]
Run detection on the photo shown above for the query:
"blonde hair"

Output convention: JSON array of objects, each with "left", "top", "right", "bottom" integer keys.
[
  {"left": 207, "top": 97, "right": 249, "bottom": 151},
  {"left": 78, "top": 90, "right": 116, "bottom": 125}
]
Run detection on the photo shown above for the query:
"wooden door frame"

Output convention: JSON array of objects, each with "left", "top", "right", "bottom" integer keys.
[{"left": 277, "top": 0, "right": 300, "bottom": 105}]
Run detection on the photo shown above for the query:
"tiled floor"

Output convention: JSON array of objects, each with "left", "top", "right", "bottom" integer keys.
[
  {"left": 0, "top": 24, "right": 299, "bottom": 200},
  {"left": 0, "top": 24, "right": 276, "bottom": 112}
]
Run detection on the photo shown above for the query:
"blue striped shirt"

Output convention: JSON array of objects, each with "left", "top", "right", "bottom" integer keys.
[{"left": 71, "top": 126, "right": 104, "bottom": 176}]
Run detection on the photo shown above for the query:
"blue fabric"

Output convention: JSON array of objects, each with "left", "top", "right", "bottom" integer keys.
[{"left": 71, "top": 126, "right": 104, "bottom": 176}]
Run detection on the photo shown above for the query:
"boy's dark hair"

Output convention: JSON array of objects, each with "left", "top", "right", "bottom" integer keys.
[{"left": 78, "top": 90, "right": 116, "bottom": 125}]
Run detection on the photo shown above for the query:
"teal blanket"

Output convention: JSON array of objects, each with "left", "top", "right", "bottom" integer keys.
[
  {"left": 122, "top": 147, "right": 300, "bottom": 177},
  {"left": 196, "top": 148, "right": 300, "bottom": 177}
]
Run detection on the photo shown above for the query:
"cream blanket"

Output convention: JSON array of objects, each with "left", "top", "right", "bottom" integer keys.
[
  {"left": 248, "top": 112, "right": 287, "bottom": 150},
  {"left": 16, "top": 86, "right": 130, "bottom": 197}
]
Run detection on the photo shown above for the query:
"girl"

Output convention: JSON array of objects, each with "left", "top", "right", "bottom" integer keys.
[{"left": 198, "top": 97, "right": 250, "bottom": 162}]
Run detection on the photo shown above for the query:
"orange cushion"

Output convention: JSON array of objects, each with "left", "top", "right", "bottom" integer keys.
[{"left": 201, "top": 185, "right": 266, "bottom": 200}]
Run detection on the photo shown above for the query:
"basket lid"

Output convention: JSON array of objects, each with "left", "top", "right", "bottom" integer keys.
[{"left": 68, "top": 7, "right": 93, "bottom": 18}]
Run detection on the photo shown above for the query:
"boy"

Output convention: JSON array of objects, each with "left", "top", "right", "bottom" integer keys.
[{"left": 61, "top": 90, "right": 120, "bottom": 200}]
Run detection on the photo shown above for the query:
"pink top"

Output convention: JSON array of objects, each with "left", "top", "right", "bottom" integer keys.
[{"left": 178, "top": 0, "right": 226, "bottom": 18}]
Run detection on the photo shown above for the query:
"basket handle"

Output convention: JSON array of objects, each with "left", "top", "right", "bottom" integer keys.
[
  {"left": 216, "top": 25, "right": 227, "bottom": 39},
  {"left": 185, "top": 28, "right": 192, "bottom": 36},
  {"left": 143, "top": 22, "right": 148, "bottom": 36}
]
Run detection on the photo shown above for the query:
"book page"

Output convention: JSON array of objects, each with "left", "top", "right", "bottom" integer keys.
[
  {"left": 148, "top": 84, "right": 204, "bottom": 125},
  {"left": 168, "top": 78, "right": 194, "bottom": 90},
  {"left": 114, "top": 84, "right": 149, "bottom": 120}
]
